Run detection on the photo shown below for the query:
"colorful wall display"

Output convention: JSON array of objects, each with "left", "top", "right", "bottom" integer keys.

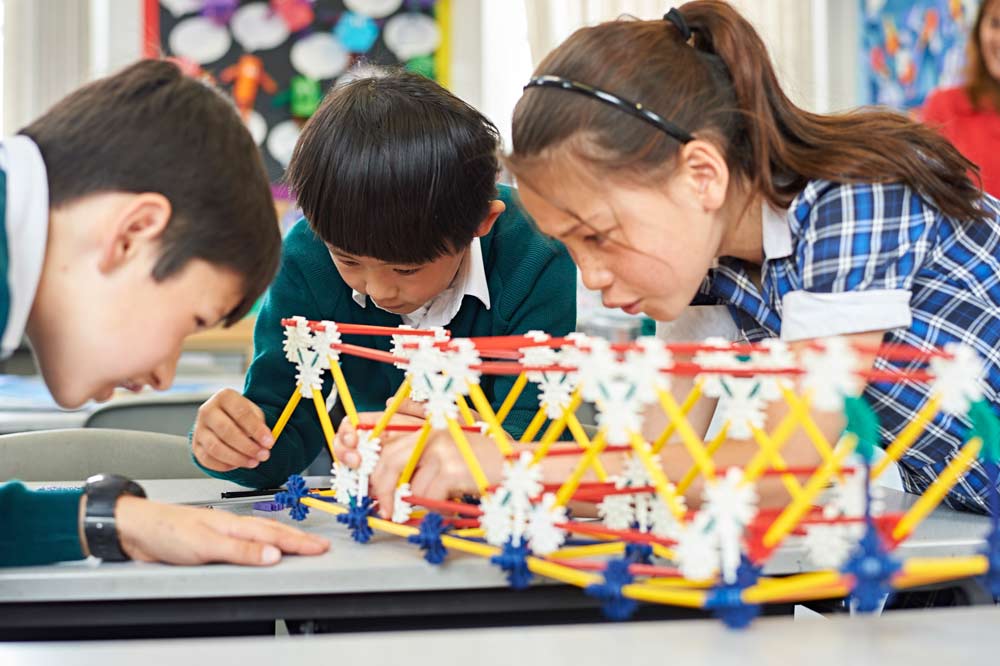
[
  {"left": 862, "top": 0, "right": 981, "bottom": 110},
  {"left": 145, "top": 0, "right": 451, "bottom": 182}
]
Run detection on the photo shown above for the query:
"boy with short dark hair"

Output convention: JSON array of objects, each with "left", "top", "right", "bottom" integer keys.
[
  {"left": 0, "top": 60, "right": 328, "bottom": 567},
  {"left": 192, "top": 70, "right": 576, "bottom": 488}
]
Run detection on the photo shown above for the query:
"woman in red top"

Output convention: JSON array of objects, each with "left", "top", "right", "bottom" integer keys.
[{"left": 923, "top": 0, "right": 1000, "bottom": 196}]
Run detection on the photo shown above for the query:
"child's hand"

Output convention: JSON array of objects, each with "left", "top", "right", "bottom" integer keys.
[
  {"left": 114, "top": 496, "right": 329, "bottom": 565},
  {"left": 333, "top": 411, "right": 425, "bottom": 467},
  {"left": 393, "top": 398, "right": 481, "bottom": 423},
  {"left": 192, "top": 389, "right": 274, "bottom": 472},
  {"left": 367, "top": 429, "right": 506, "bottom": 518},
  {"left": 394, "top": 398, "right": 428, "bottom": 419}
]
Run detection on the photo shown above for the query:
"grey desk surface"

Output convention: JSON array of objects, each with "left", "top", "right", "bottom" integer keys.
[
  {"left": 1, "top": 605, "right": 998, "bottom": 666},
  {"left": 0, "top": 478, "right": 991, "bottom": 604}
]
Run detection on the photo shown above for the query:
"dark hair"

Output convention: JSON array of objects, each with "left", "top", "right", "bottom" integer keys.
[
  {"left": 509, "top": 1, "right": 986, "bottom": 224},
  {"left": 966, "top": 0, "right": 1000, "bottom": 111},
  {"left": 20, "top": 59, "right": 280, "bottom": 325},
  {"left": 286, "top": 69, "right": 501, "bottom": 264}
]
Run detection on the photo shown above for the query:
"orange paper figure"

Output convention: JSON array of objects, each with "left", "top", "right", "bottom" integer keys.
[{"left": 220, "top": 54, "right": 278, "bottom": 117}]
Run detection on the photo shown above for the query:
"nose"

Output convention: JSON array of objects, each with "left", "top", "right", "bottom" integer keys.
[
  {"left": 149, "top": 349, "right": 180, "bottom": 391},
  {"left": 578, "top": 258, "right": 614, "bottom": 293},
  {"left": 366, "top": 276, "right": 398, "bottom": 304}
]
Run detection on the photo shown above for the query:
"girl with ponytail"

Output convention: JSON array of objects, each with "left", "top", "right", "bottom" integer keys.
[{"left": 504, "top": 1, "right": 1000, "bottom": 513}]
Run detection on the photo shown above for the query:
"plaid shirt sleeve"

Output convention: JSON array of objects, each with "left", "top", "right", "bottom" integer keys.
[{"left": 781, "top": 181, "right": 938, "bottom": 341}]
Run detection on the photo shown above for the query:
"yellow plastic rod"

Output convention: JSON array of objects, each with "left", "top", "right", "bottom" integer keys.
[
  {"left": 328, "top": 358, "right": 360, "bottom": 427},
  {"left": 446, "top": 417, "right": 491, "bottom": 494},
  {"left": 657, "top": 388, "right": 715, "bottom": 481},
  {"left": 520, "top": 407, "right": 549, "bottom": 444},
  {"left": 466, "top": 382, "right": 514, "bottom": 455},
  {"left": 456, "top": 394, "right": 477, "bottom": 427},
  {"left": 762, "top": 435, "right": 857, "bottom": 548},
  {"left": 311, "top": 388, "right": 338, "bottom": 463},
  {"left": 548, "top": 542, "right": 625, "bottom": 559},
  {"left": 629, "top": 432, "right": 686, "bottom": 521},
  {"left": 676, "top": 425, "right": 728, "bottom": 495},
  {"left": 652, "top": 382, "right": 703, "bottom": 453},
  {"left": 271, "top": 389, "right": 303, "bottom": 440},
  {"left": 873, "top": 395, "right": 940, "bottom": 480},
  {"left": 554, "top": 431, "right": 608, "bottom": 506},
  {"left": 620, "top": 583, "right": 707, "bottom": 609},
  {"left": 397, "top": 421, "right": 433, "bottom": 487},
  {"left": 565, "top": 412, "right": 608, "bottom": 481},
  {"left": 892, "top": 437, "right": 982, "bottom": 541},
  {"left": 371, "top": 377, "right": 412, "bottom": 440},
  {"left": 496, "top": 372, "right": 529, "bottom": 423}
]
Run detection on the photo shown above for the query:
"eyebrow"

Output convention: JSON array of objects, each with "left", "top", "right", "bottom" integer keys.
[{"left": 554, "top": 210, "right": 607, "bottom": 239}]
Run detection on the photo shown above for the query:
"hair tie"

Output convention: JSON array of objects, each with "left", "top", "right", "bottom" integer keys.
[{"left": 664, "top": 8, "right": 692, "bottom": 42}]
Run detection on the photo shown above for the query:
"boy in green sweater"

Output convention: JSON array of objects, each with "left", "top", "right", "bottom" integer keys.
[
  {"left": 0, "top": 60, "right": 328, "bottom": 567},
  {"left": 192, "top": 70, "right": 576, "bottom": 489}
]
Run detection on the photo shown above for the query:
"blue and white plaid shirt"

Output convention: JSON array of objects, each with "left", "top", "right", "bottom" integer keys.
[{"left": 692, "top": 179, "right": 1000, "bottom": 513}]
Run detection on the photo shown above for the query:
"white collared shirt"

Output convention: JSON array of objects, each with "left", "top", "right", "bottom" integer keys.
[
  {"left": 0, "top": 136, "right": 49, "bottom": 358},
  {"left": 345, "top": 237, "right": 491, "bottom": 329}
]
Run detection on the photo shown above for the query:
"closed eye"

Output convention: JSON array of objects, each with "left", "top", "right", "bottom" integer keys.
[
  {"left": 583, "top": 232, "right": 609, "bottom": 247},
  {"left": 393, "top": 267, "right": 421, "bottom": 276}
]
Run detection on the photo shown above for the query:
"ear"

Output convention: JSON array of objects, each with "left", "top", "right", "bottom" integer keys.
[
  {"left": 473, "top": 200, "right": 506, "bottom": 238},
  {"left": 677, "top": 140, "right": 729, "bottom": 213},
  {"left": 97, "top": 193, "right": 172, "bottom": 274}
]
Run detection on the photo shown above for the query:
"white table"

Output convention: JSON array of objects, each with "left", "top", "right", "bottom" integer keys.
[
  {"left": 0, "top": 478, "right": 992, "bottom": 639},
  {"left": 2, "top": 605, "right": 997, "bottom": 666}
]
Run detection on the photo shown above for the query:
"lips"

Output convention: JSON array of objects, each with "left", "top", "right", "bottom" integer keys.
[
  {"left": 605, "top": 299, "right": 642, "bottom": 315},
  {"left": 621, "top": 301, "right": 642, "bottom": 315}
]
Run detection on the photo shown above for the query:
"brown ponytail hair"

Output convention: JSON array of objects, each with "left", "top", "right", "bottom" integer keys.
[
  {"left": 965, "top": 0, "right": 1000, "bottom": 112},
  {"left": 509, "top": 0, "right": 986, "bottom": 223}
]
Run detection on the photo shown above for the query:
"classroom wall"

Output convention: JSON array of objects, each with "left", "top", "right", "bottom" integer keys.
[
  {"left": 3, "top": 0, "right": 91, "bottom": 135},
  {"left": 2, "top": 1, "right": 864, "bottom": 141}
]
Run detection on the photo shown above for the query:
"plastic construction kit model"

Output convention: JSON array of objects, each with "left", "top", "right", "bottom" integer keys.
[{"left": 271, "top": 316, "right": 1000, "bottom": 628}]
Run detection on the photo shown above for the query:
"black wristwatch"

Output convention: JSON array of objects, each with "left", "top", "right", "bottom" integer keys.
[{"left": 82, "top": 473, "right": 146, "bottom": 562}]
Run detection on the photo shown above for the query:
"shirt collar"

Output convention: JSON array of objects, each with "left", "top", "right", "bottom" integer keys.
[
  {"left": 761, "top": 200, "right": 793, "bottom": 260},
  {"left": 0, "top": 136, "right": 49, "bottom": 357},
  {"left": 347, "top": 237, "right": 491, "bottom": 328}
]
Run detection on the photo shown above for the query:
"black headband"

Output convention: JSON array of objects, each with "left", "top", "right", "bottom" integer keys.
[
  {"left": 522, "top": 75, "right": 694, "bottom": 144},
  {"left": 664, "top": 7, "right": 692, "bottom": 41}
]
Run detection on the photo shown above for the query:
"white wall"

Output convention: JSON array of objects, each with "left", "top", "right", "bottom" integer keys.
[{"left": 3, "top": 0, "right": 93, "bottom": 134}]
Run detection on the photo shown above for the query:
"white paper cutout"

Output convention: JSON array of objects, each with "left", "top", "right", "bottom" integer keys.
[
  {"left": 161, "top": 0, "right": 202, "bottom": 18},
  {"left": 383, "top": 12, "right": 440, "bottom": 60},
  {"left": 245, "top": 110, "right": 268, "bottom": 146},
  {"left": 344, "top": 0, "right": 404, "bottom": 19},
  {"left": 267, "top": 120, "right": 301, "bottom": 167},
  {"left": 231, "top": 2, "right": 291, "bottom": 52},
  {"left": 290, "top": 32, "right": 351, "bottom": 80},
  {"left": 168, "top": 17, "right": 232, "bottom": 65}
]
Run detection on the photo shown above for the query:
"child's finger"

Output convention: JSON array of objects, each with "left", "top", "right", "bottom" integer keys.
[
  {"left": 391, "top": 398, "right": 427, "bottom": 419},
  {"left": 337, "top": 417, "right": 359, "bottom": 448},
  {"left": 219, "top": 391, "right": 274, "bottom": 448},
  {"left": 209, "top": 513, "right": 330, "bottom": 555},
  {"left": 333, "top": 423, "right": 361, "bottom": 467},
  {"left": 202, "top": 408, "right": 270, "bottom": 462},
  {"left": 410, "top": 464, "right": 451, "bottom": 503},
  {"left": 195, "top": 430, "right": 260, "bottom": 469},
  {"left": 370, "top": 440, "right": 425, "bottom": 517},
  {"left": 193, "top": 446, "right": 237, "bottom": 472}
]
